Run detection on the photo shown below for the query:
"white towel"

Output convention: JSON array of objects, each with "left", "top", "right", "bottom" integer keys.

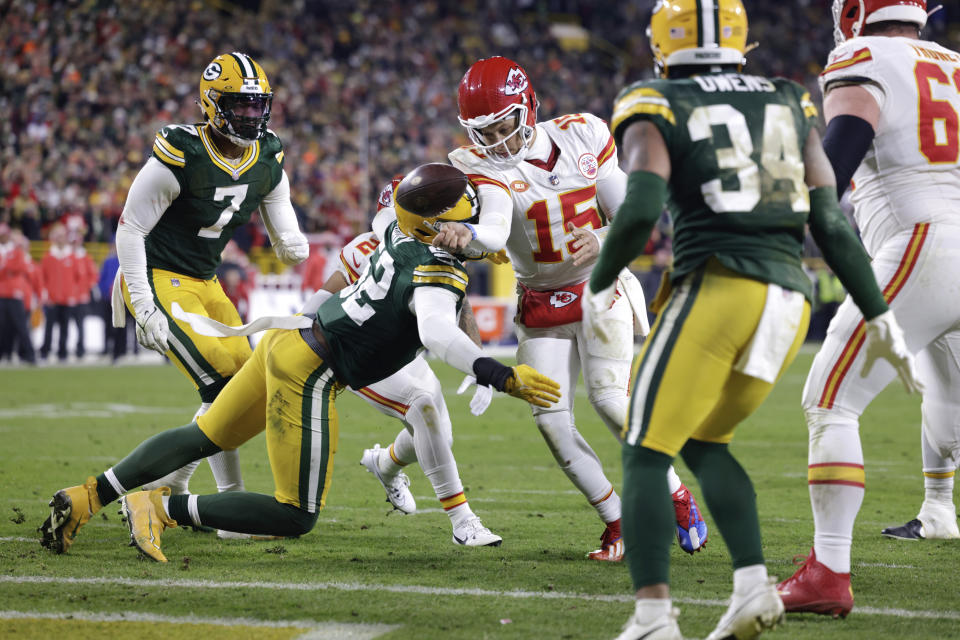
[
  {"left": 617, "top": 268, "right": 651, "bottom": 336},
  {"left": 733, "top": 284, "right": 804, "bottom": 383},
  {"left": 170, "top": 302, "right": 312, "bottom": 338}
]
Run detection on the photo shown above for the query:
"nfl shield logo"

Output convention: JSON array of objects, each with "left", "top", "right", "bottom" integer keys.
[
  {"left": 171, "top": 278, "right": 180, "bottom": 287},
  {"left": 549, "top": 175, "right": 560, "bottom": 186}
]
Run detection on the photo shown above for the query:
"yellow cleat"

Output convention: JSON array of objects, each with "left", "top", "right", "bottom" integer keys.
[
  {"left": 120, "top": 487, "right": 178, "bottom": 563},
  {"left": 39, "top": 476, "right": 102, "bottom": 554}
]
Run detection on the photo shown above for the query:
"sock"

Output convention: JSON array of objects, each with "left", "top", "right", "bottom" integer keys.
[
  {"left": 806, "top": 412, "right": 863, "bottom": 574},
  {"left": 681, "top": 438, "right": 764, "bottom": 569},
  {"left": 442, "top": 493, "right": 475, "bottom": 527},
  {"left": 634, "top": 598, "right": 672, "bottom": 623},
  {"left": 593, "top": 487, "right": 622, "bottom": 524},
  {"left": 732, "top": 564, "right": 768, "bottom": 597},
  {"left": 142, "top": 460, "right": 200, "bottom": 495},
  {"left": 922, "top": 472, "right": 955, "bottom": 512},
  {"left": 166, "top": 491, "right": 317, "bottom": 537},
  {"left": 207, "top": 448, "right": 244, "bottom": 492},
  {"left": 107, "top": 423, "right": 220, "bottom": 497},
  {"left": 666, "top": 465, "right": 682, "bottom": 494},
  {"left": 378, "top": 442, "right": 407, "bottom": 478},
  {"left": 622, "top": 444, "right": 674, "bottom": 588}
]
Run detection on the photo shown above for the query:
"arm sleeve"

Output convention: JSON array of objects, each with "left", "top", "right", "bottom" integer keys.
[
  {"left": 116, "top": 157, "right": 180, "bottom": 314},
  {"left": 371, "top": 206, "right": 396, "bottom": 241},
  {"left": 807, "top": 186, "right": 888, "bottom": 320},
  {"left": 822, "top": 114, "right": 876, "bottom": 197},
  {"left": 258, "top": 170, "right": 301, "bottom": 242},
  {"left": 596, "top": 165, "right": 627, "bottom": 221},
  {"left": 465, "top": 184, "right": 513, "bottom": 253},
  {"left": 589, "top": 170, "right": 667, "bottom": 293},
  {"left": 413, "top": 286, "right": 485, "bottom": 375}
]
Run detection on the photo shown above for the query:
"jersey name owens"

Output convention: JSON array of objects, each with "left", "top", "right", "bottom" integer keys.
[{"left": 691, "top": 74, "right": 776, "bottom": 93}]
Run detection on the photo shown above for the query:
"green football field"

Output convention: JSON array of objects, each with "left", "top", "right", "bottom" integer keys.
[{"left": 1, "top": 348, "right": 957, "bottom": 639}]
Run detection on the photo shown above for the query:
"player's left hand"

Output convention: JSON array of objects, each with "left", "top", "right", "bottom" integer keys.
[
  {"left": 432, "top": 222, "right": 474, "bottom": 252},
  {"left": 275, "top": 231, "right": 309, "bottom": 265},
  {"left": 484, "top": 249, "right": 510, "bottom": 265},
  {"left": 568, "top": 225, "right": 600, "bottom": 266},
  {"left": 861, "top": 310, "right": 924, "bottom": 394},
  {"left": 504, "top": 365, "right": 562, "bottom": 408},
  {"left": 457, "top": 375, "right": 494, "bottom": 416},
  {"left": 581, "top": 281, "right": 617, "bottom": 344}
]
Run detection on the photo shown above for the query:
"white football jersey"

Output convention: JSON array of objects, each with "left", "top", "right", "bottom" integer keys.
[
  {"left": 449, "top": 113, "right": 618, "bottom": 290},
  {"left": 335, "top": 231, "right": 380, "bottom": 284},
  {"left": 821, "top": 36, "right": 960, "bottom": 256}
]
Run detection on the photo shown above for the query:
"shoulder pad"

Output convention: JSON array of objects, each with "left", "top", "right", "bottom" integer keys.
[
  {"left": 152, "top": 124, "right": 199, "bottom": 169},
  {"left": 611, "top": 80, "right": 676, "bottom": 141}
]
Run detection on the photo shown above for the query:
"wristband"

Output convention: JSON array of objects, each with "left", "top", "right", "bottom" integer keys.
[
  {"left": 463, "top": 223, "right": 478, "bottom": 241},
  {"left": 472, "top": 357, "right": 512, "bottom": 392}
]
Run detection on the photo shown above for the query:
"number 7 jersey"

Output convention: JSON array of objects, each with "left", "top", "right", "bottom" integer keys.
[
  {"left": 821, "top": 36, "right": 960, "bottom": 257},
  {"left": 611, "top": 72, "right": 818, "bottom": 300}
]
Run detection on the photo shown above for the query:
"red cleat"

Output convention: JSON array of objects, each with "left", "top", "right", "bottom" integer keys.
[
  {"left": 587, "top": 519, "right": 623, "bottom": 562},
  {"left": 776, "top": 547, "right": 853, "bottom": 618}
]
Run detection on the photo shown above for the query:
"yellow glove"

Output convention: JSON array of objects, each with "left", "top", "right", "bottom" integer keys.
[
  {"left": 484, "top": 249, "right": 510, "bottom": 265},
  {"left": 503, "top": 365, "right": 562, "bottom": 408}
]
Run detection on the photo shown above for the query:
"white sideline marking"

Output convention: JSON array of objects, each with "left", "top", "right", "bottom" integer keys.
[
  {"left": 2, "top": 576, "right": 959, "bottom": 620},
  {"left": 857, "top": 562, "right": 917, "bottom": 569},
  {"left": 0, "top": 610, "right": 397, "bottom": 639}
]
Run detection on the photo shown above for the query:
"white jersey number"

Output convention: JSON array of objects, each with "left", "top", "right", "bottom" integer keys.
[
  {"left": 199, "top": 184, "right": 248, "bottom": 238},
  {"left": 687, "top": 103, "right": 806, "bottom": 213},
  {"left": 341, "top": 249, "right": 396, "bottom": 326}
]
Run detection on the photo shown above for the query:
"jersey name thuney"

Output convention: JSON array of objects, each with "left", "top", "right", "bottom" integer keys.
[{"left": 692, "top": 74, "right": 775, "bottom": 93}]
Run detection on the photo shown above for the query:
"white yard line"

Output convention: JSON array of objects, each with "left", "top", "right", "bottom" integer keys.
[
  {"left": 0, "top": 609, "right": 397, "bottom": 639},
  {"left": 1, "top": 575, "right": 957, "bottom": 620}
]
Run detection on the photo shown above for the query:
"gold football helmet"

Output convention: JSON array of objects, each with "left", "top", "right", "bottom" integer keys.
[
  {"left": 197, "top": 52, "right": 273, "bottom": 146},
  {"left": 395, "top": 181, "right": 481, "bottom": 245},
  {"left": 647, "top": 0, "right": 749, "bottom": 78}
]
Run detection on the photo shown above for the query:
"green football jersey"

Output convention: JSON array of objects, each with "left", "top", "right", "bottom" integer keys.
[
  {"left": 148, "top": 123, "right": 285, "bottom": 279},
  {"left": 611, "top": 73, "right": 820, "bottom": 300},
  {"left": 315, "top": 221, "right": 468, "bottom": 389}
]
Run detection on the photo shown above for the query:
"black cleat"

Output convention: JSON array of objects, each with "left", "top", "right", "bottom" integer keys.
[{"left": 881, "top": 518, "right": 923, "bottom": 540}]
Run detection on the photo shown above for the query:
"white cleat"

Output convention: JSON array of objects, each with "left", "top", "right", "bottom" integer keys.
[
  {"left": 917, "top": 505, "right": 960, "bottom": 539},
  {"left": 705, "top": 579, "right": 785, "bottom": 640},
  {"left": 360, "top": 444, "right": 416, "bottom": 514},
  {"left": 452, "top": 516, "right": 502, "bottom": 547},
  {"left": 614, "top": 607, "right": 683, "bottom": 640}
]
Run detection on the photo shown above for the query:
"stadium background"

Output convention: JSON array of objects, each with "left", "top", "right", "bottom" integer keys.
[{"left": 0, "top": 0, "right": 956, "bottom": 357}]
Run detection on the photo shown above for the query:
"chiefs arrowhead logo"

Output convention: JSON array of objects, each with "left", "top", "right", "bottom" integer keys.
[
  {"left": 504, "top": 67, "right": 528, "bottom": 96},
  {"left": 550, "top": 291, "right": 579, "bottom": 308}
]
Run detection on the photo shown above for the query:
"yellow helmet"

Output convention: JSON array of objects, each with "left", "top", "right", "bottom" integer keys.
[
  {"left": 647, "top": 0, "right": 749, "bottom": 78},
  {"left": 394, "top": 171, "right": 480, "bottom": 245},
  {"left": 197, "top": 52, "right": 273, "bottom": 146}
]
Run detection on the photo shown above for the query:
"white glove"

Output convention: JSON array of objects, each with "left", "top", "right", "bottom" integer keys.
[
  {"left": 457, "top": 375, "right": 494, "bottom": 416},
  {"left": 275, "top": 231, "right": 309, "bottom": 265},
  {"left": 135, "top": 306, "right": 170, "bottom": 353},
  {"left": 861, "top": 310, "right": 923, "bottom": 394},
  {"left": 581, "top": 281, "right": 617, "bottom": 345}
]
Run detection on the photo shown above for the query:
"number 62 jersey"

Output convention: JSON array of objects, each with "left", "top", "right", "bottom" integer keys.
[
  {"left": 820, "top": 36, "right": 960, "bottom": 258},
  {"left": 611, "top": 72, "right": 818, "bottom": 301}
]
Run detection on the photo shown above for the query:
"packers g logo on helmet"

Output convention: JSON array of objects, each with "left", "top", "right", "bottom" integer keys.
[
  {"left": 197, "top": 52, "right": 273, "bottom": 147},
  {"left": 647, "top": 0, "right": 748, "bottom": 78}
]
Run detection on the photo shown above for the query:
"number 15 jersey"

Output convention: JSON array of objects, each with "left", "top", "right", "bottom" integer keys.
[
  {"left": 821, "top": 36, "right": 960, "bottom": 257},
  {"left": 611, "top": 73, "right": 817, "bottom": 301}
]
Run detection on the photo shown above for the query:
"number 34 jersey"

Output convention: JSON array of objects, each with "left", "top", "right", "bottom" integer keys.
[
  {"left": 448, "top": 113, "right": 618, "bottom": 291},
  {"left": 148, "top": 123, "right": 285, "bottom": 279},
  {"left": 611, "top": 73, "right": 818, "bottom": 301},
  {"left": 821, "top": 36, "right": 960, "bottom": 257}
]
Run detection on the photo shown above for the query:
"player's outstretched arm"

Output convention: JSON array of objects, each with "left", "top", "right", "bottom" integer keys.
[
  {"left": 413, "top": 286, "right": 560, "bottom": 408},
  {"left": 260, "top": 171, "right": 309, "bottom": 265}
]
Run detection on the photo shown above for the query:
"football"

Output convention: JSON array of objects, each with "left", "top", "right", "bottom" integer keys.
[{"left": 394, "top": 163, "right": 468, "bottom": 217}]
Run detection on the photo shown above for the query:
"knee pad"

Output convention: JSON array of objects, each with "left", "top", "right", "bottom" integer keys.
[
  {"left": 407, "top": 391, "right": 453, "bottom": 449},
  {"left": 804, "top": 406, "right": 860, "bottom": 439}
]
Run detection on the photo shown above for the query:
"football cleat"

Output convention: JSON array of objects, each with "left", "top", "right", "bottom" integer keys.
[
  {"left": 588, "top": 519, "right": 624, "bottom": 562},
  {"left": 776, "top": 547, "right": 853, "bottom": 618},
  {"left": 38, "top": 476, "right": 102, "bottom": 554},
  {"left": 673, "top": 483, "right": 708, "bottom": 554},
  {"left": 883, "top": 510, "right": 960, "bottom": 540},
  {"left": 614, "top": 606, "right": 683, "bottom": 640},
  {"left": 360, "top": 444, "right": 416, "bottom": 514},
  {"left": 120, "top": 486, "right": 177, "bottom": 563},
  {"left": 216, "top": 529, "right": 284, "bottom": 541},
  {"left": 452, "top": 516, "right": 503, "bottom": 547},
  {"left": 881, "top": 518, "right": 924, "bottom": 540},
  {"left": 705, "top": 578, "right": 785, "bottom": 640}
]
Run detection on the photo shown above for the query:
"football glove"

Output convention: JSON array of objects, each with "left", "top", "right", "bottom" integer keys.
[
  {"left": 503, "top": 365, "right": 561, "bottom": 408},
  {"left": 581, "top": 281, "right": 617, "bottom": 345},
  {"left": 861, "top": 310, "right": 923, "bottom": 394},
  {"left": 135, "top": 306, "right": 169, "bottom": 353},
  {"left": 456, "top": 375, "right": 494, "bottom": 416},
  {"left": 274, "top": 230, "right": 309, "bottom": 265},
  {"left": 484, "top": 249, "right": 510, "bottom": 265}
]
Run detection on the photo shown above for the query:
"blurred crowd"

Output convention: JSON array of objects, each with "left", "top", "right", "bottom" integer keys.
[{"left": 7, "top": 0, "right": 950, "bottom": 246}]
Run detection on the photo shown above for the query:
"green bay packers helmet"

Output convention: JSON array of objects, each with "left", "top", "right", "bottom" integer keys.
[
  {"left": 394, "top": 169, "right": 481, "bottom": 246},
  {"left": 198, "top": 52, "right": 273, "bottom": 146},
  {"left": 648, "top": 0, "right": 748, "bottom": 78}
]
